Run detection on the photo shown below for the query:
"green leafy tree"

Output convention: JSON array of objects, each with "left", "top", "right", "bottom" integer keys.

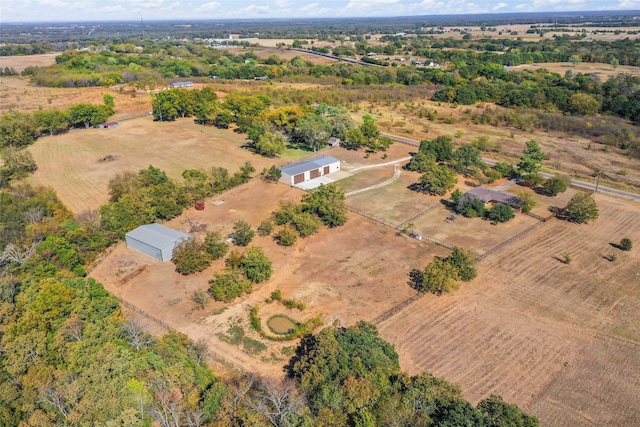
[
  {"left": 478, "top": 395, "right": 539, "bottom": 427},
  {"left": 543, "top": 174, "right": 571, "bottom": 196},
  {"left": 33, "top": 109, "right": 70, "bottom": 136},
  {"left": 564, "top": 192, "right": 599, "bottom": 223},
  {"left": 68, "top": 103, "right": 110, "bottom": 128},
  {"left": 100, "top": 194, "right": 154, "bottom": 238},
  {"left": 415, "top": 164, "right": 457, "bottom": 196},
  {"left": 517, "top": 140, "right": 546, "bottom": 177},
  {"left": 420, "top": 136, "right": 454, "bottom": 162},
  {"left": 208, "top": 267, "right": 253, "bottom": 302},
  {"left": 453, "top": 145, "right": 483, "bottom": 175},
  {"left": 447, "top": 247, "right": 477, "bottom": 282},
  {"left": 456, "top": 194, "right": 486, "bottom": 218},
  {"left": 257, "top": 218, "right": 275, "bottom": 236},
  {"left": 275, "top": 225, "right": 298, "bottom": 246},
  {"left": 421, "top": 258, "right": 460, "bottom": 295},
  {"left": 254, "top": 131, "right": 286, "bottom": 157},
  {"left": 240, "top": 247, "right": 272, "bottom": 283},
  {"left": 261, "top": 165, "right": 282, "bottom": 182},
  {"left": 405, "top": 151, "right": 436, "bottom": 173},
  {"left": 204, "top": 231, "right": 229, "bottom": 260},
  {"left": 301, "top": 184, "right": 348, "bottom": 227},
  {"left": 488, "top": 203, "right": 515, "bottom": 223},
  {"left": 0, "top": 148, "right": 37, "bottom": 187},
  {"left": 516, "top": 191, "right": 537, "bottom": 213},
  {"left": 172, "top": 239, "right": 212, "bottom": 275},
  {"left": 619, "top": 238, "right": 632, "bottom": 251},
  {"left": 292, "top": 212, "right": 322, "bottom": 237},
  {"left": 0, "top": 112, "right": 38, "bottom": 148},
  {"left": 569, "top": 54, "right": 582, "bottom": 67},
  {"left": 569, "top": 93, "right": 601, "bottom": 116},
  {"left": 360, "top": 114, "right": 380, "bottom": 141},
  {"left": 343, "top": 127, "right": 367, "bottom": 150},
  {"left": 293, "top": 114, "right": 332, "bottom": 152},
  {"left": 232, "top": 220, "right": 255, "bottom": 246}
]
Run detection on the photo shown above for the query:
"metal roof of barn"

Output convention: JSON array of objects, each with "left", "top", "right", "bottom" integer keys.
[
  {"left": 125, "top": 223, "right": 191, "bottom": 250},
  {"left": 280, "top": 156, "right": 339, "bottom": 176}
]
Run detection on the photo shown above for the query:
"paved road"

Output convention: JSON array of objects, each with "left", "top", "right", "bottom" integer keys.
[{"left": 381, "top": 132, "right": 640, "bottom": 202}]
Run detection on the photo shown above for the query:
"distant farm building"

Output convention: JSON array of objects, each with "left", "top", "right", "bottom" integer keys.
[
  {"left": 279, "top": 156, "right": 340, "bottom": 186},
  {"left": 125, "top": 223, "right": 191, "bottom": 262},
  {"left": 169, "top": 81, "right": 193, "bottom": 88},
  {"left": 327, "top": 137, "right": 341, "bottom": 147},
  {"left": 254, "top": 76, "right": 269, "bottom": 81},
  {"left": 465, "top": 187, "right": 521, "bottom": 209},
  {"left": 99, "top": 121, "right": 119, "bottom": 128}
]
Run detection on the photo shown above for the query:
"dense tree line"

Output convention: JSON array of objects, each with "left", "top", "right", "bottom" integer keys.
[{"left": 0, "top": 42, "right": 53, "bottom": 56}]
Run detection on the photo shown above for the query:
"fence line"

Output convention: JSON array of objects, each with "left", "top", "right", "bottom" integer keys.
[
  {"left": 347, "top": 206, "right": 398, "bottom": 229},
  {"left": 396, "top": 203, "right": 441, "bottom": 230},
  {"left": 476, "top": 219, "right": 551, "bottom": 261},
  {"left": 115, "top": 295, "right": 248, "bottom": 373},
  {"left": 371, "top": 293, "right": 423, "bottom": 325}
]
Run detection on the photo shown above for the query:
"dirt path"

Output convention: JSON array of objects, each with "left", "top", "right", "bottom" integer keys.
[{"left": 346, "top": 164, "right": 402, "bottom": 196}]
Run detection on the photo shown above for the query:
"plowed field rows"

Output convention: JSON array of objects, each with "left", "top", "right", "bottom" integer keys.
[{"left": 377, "top": 195, "right": 640, "bottom": 426}]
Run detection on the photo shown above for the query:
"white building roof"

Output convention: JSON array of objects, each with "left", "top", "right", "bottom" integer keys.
[
  {"left": 280, "top": 156, "right": 339, "bottom": 176},
  {"left": 125, "top": 223, "right": 191, "bottom": 249}
]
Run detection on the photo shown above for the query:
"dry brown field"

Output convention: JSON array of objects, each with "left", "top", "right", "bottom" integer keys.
[
  {"left": 0, "top": 76, "right": 152, "bottom": 118},
  {"left": 27, "top": 117, "right": 283, "bottom": 213},
  {"left": 509, "top": 62, "right": 640, "bottom": 82},
  {"left": 353, "top": 101, "right": 640, "bottom": 193},
  {"left": 90, "top": 178, "right": 447, "bottom": 375},
  {"left": 0, "top": 53, "right": 58, "bottom": 71},
  {"left": 377, "top": 195, "right": 640, "bottom": 426}
]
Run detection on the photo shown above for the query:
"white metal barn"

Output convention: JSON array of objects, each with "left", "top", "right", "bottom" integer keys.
[
  {"left": 125, "top": 223, "right": 191, "bottom": 262},
  {"left": 279, "top": 156, "right": 341, "bottom": 186}
]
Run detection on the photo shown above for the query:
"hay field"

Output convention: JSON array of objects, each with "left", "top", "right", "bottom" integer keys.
[
  {"left": 0, "top": 53, "right": 58, "bottom": 72},
  {"left": 377, "top": 195, "right": 640, "bottom": 426},
  {"left": 27, "top": 117, "right": 282, "bottom": 213}
]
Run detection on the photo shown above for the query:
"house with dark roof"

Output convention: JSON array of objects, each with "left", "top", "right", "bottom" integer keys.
[
  {"left": 465, "top": 187, "right": 521, "bottom": 209},
  {"left": 279, "top": 156, "right": 340, "bottom": 186},
  {"left": 125, "top": 223, "right": 191, "bottom": 262}
]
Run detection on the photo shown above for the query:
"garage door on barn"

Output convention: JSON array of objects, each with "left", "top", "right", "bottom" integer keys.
[{"left": 279, "top": 156, "right": 341, "bottom": 186}]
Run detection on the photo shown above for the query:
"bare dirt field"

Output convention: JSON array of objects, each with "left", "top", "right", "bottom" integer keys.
[
  {"left": 27, "top": 117, "right": 282, "bottom": 213},
  {"left": 90, "top": 178, "right": 446, "bottom": 375},
  {"left": 377, "top": 194, "right": 640, "bottom": 426}
]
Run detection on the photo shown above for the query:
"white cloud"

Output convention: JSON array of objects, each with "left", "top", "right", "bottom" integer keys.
[
  {"left": 493, "top": 2, "right": 508, "bottom": 9},
  {"left": 196, "top": 1, "right": 221, "bottom": 12},
  {"left": 345, "top": 0, "right": 400, "bottom": 11}
]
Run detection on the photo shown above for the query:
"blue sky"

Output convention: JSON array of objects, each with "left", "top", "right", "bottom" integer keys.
[{"left": 1, "top": 0, "right": 639, "bottom": 22}]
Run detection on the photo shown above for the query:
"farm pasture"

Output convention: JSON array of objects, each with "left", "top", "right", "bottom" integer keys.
[
  {"left": 90, "top": 178, "right": 447, "bottom": 375},
  {"left": 377, "top": 194, "right": 640, "bottom": 426},
  {"left": 27, "top": 117, "right": 283, "bottom": 213}
]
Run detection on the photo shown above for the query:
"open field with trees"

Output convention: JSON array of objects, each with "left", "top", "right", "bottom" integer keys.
[
  {"left": 3, "top": 11, "right": 640, "bottom": 426},
  {"left": 26, "top": 117, "right": 283, "bottom": 213},
  {"left": 377, "top": 195, "right": 640, "bottom": 425}
]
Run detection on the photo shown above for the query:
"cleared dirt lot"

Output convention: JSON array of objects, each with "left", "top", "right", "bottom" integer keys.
[
  {"left": 509, "top": 62, "right": 640, "bottom": 82},
  {"left": 27, "top": 117, "right": 283, "bottom": 213},
  {"left": 377, "top": 195, "right": 640, "bottom": 426},
  {"left": 90, "top": 179, "right": 446, "bottom": 374}
]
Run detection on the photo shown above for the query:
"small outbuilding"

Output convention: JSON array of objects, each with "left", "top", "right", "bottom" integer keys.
[
  {"left": 279, "top": 156, "right": 340, "bottom": 186},
  {"left": 125, "top": 223, "right": 191, "bottom": 262},
  {"left": 99, "top": 121, "right": 119, "bottom": 129},
  {"left": 327, "top": 137, "right": 340, "bottom": 147},
  {"left": 169, "top": 81, "right": 193, "bottom": 88}
]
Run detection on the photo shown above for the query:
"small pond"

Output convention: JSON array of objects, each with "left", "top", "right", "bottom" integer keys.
[{"left": 267, "top": 315, "right": 297, "bottom": 335}]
